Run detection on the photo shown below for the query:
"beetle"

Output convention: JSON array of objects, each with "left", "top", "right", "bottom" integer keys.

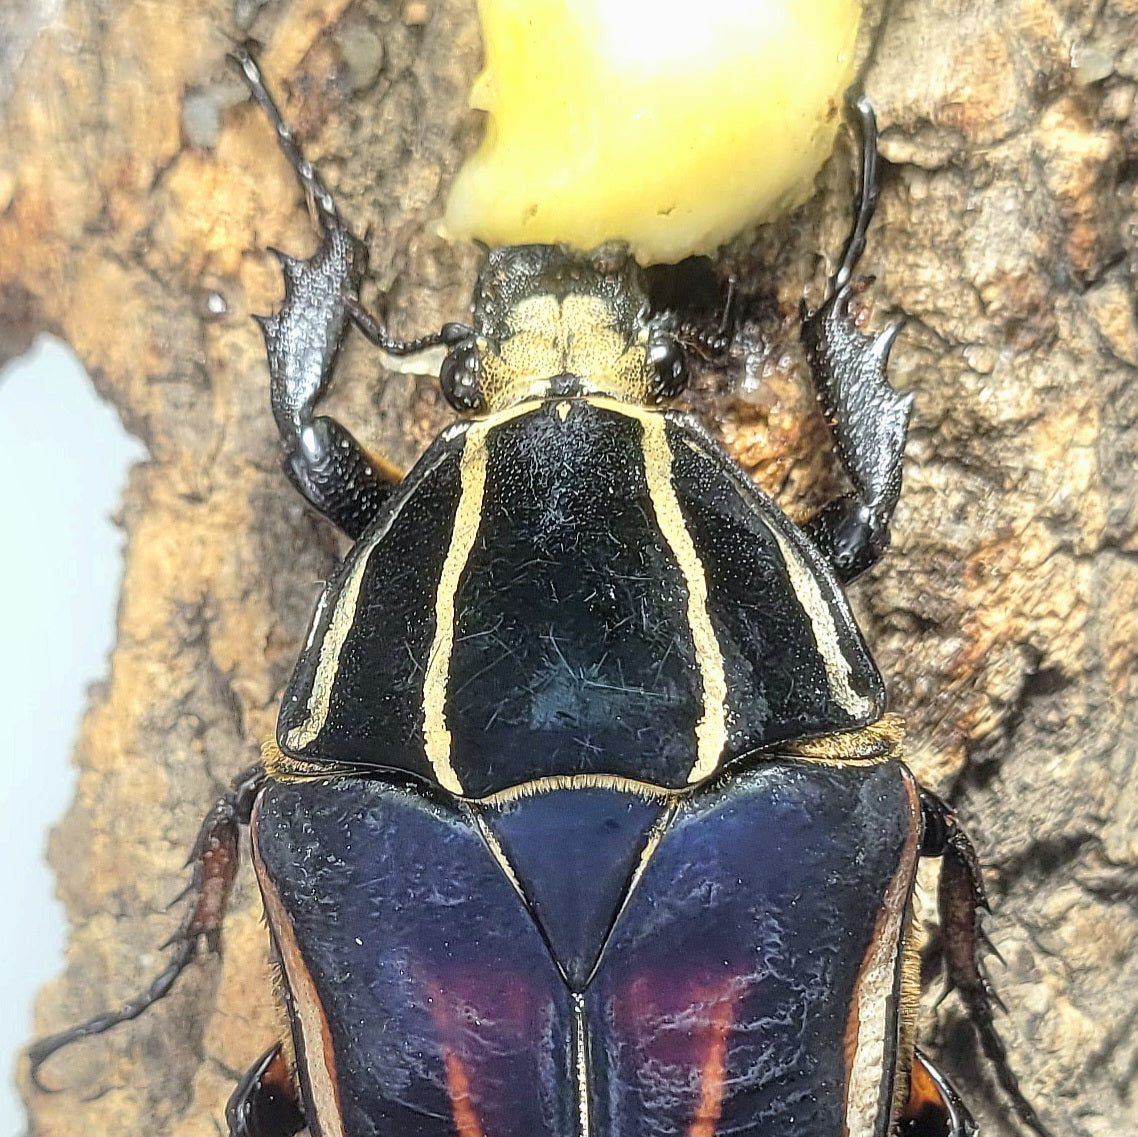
[{"left": 29, "top": 49, "right": 1053, "bottom": 1137}]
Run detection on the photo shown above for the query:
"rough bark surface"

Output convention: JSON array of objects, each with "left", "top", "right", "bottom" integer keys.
[{"left": 3, "top": 1, "right": 1135, "bottom": 1135}]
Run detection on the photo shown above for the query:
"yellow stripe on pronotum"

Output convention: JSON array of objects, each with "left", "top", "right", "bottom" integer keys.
[
  {"left": 420, "top": 431, "right": 488, "bottom": 794},
  {"left": 282, "top": 572, "right": 367, "bottom": 753},
  {"left": 281, "top": 461, "right": 434, "bottom": 753},
  {"left": 768, "top": 526, "right": 876, "bottom": 721},
  {"left": 421, "top": 402, "right": 537, "bottom": 794},
  {"left": 633, "top": 408, "right": 729, "bottom": 784}
]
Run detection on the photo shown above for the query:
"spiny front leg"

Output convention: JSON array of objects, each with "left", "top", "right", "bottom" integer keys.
[
  {"left": 231, "top": 46, "right": 402, "bottom": 539},
  {"left": 920, "top": 788, "right": 1054, "bottom": 1137},
  {"left": 232, "top": 47, "right": 481, "bottom": 538},
  {"left": 801, "top": 96, "right": 911, "bottom": 582}
]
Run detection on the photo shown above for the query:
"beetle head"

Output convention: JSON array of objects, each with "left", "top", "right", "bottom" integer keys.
[{"left": 443, "top": 244, "right": 686, "bottom": 413}]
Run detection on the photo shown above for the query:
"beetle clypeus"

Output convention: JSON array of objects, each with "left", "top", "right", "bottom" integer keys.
[{"left": 30, "top": 48, "right": 1052, "bottom": 1137}]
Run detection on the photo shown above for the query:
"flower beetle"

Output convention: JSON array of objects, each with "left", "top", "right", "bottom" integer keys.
[{"left": 29, "top": 50, "right": 1053, "bottom": 1137}]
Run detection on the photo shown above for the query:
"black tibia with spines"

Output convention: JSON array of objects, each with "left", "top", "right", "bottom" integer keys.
[
  {"left": 226, "top": 1042, "right": 306, "bottom": 1137},
  {"left": 259, "top": 234, "right": 395, "bottom": 541},
  {"left": 27, "top": 765, "right": 266, "bottom": 1088},
  {"left": 229, "top": 47, "right": 390, "bottom": 539},
  {"left": 920, "top": 789, "right": 1054, "bottom": 1137},
  {"left": 801, "top": 97, "right": 911, "bottom": 582},
  {"left": 232, "top": 48, "right": 471, "bottom": 538}
]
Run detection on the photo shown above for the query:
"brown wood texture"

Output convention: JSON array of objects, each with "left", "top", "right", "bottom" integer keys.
[{"left": 4, "top": 1, "right": 1136, "bottom": 1135}]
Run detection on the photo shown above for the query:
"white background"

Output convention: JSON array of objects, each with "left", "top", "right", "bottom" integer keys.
[{"left": 0, "top": 337, "right": 144, "bottom": 1136}]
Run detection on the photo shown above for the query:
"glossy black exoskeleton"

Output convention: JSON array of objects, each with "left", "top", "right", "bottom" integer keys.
[{"left": 30, "top": 49, "right": 1052, "bottom": 1137}]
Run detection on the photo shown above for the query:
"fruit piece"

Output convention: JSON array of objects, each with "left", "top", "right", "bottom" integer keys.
[{"left": 444, "top": 0, "right": 862, "bottom": 264}]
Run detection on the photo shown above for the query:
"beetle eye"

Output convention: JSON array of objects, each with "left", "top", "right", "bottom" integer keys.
[
  {"left": 440, "top": 342, "right": 484, "bottom": 411},
  {"left": 648, "top": 339, "right": 688, "bottom": 401}
]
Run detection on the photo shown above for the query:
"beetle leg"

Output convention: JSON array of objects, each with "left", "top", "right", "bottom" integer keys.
[
  {"left": 231, "top": 47, "right": 474, "bottom": 539},
  {"left": 801, "top": 96, "right": 911, "bottom": 582},
  {"left": 257, "top": 230, "right": 400, "bottom": 541},
  {"left": 919, "top": 788, "right": 1055, "bottom": 1137},
  {"left": 27, "top": 765, "right": 265, "bottom": 1088},
  {"left": 226, "top": 1042, "right": 306, "bottom": 1137},
  {"left": 898, "top": 1049, "right": 978, "bottom": 1137},
  {"left": 230, "top": 46, "right": 391, "bottom": 539}
]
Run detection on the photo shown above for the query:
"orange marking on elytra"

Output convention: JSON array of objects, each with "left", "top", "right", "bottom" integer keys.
[
  {"left": 688, "top": 990, "right": 738, "bottom": 1137},
  {"left": 425, "top": 978, "right": 486, "bottom": 1137},
  {"left": 442, "top": 1048, "right": 486, "bottom": 1137}
]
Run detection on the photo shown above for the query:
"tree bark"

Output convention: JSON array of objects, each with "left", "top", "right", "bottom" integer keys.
[{"left": 3, "top": 1, "right": 1135, "bottom": 1135}]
